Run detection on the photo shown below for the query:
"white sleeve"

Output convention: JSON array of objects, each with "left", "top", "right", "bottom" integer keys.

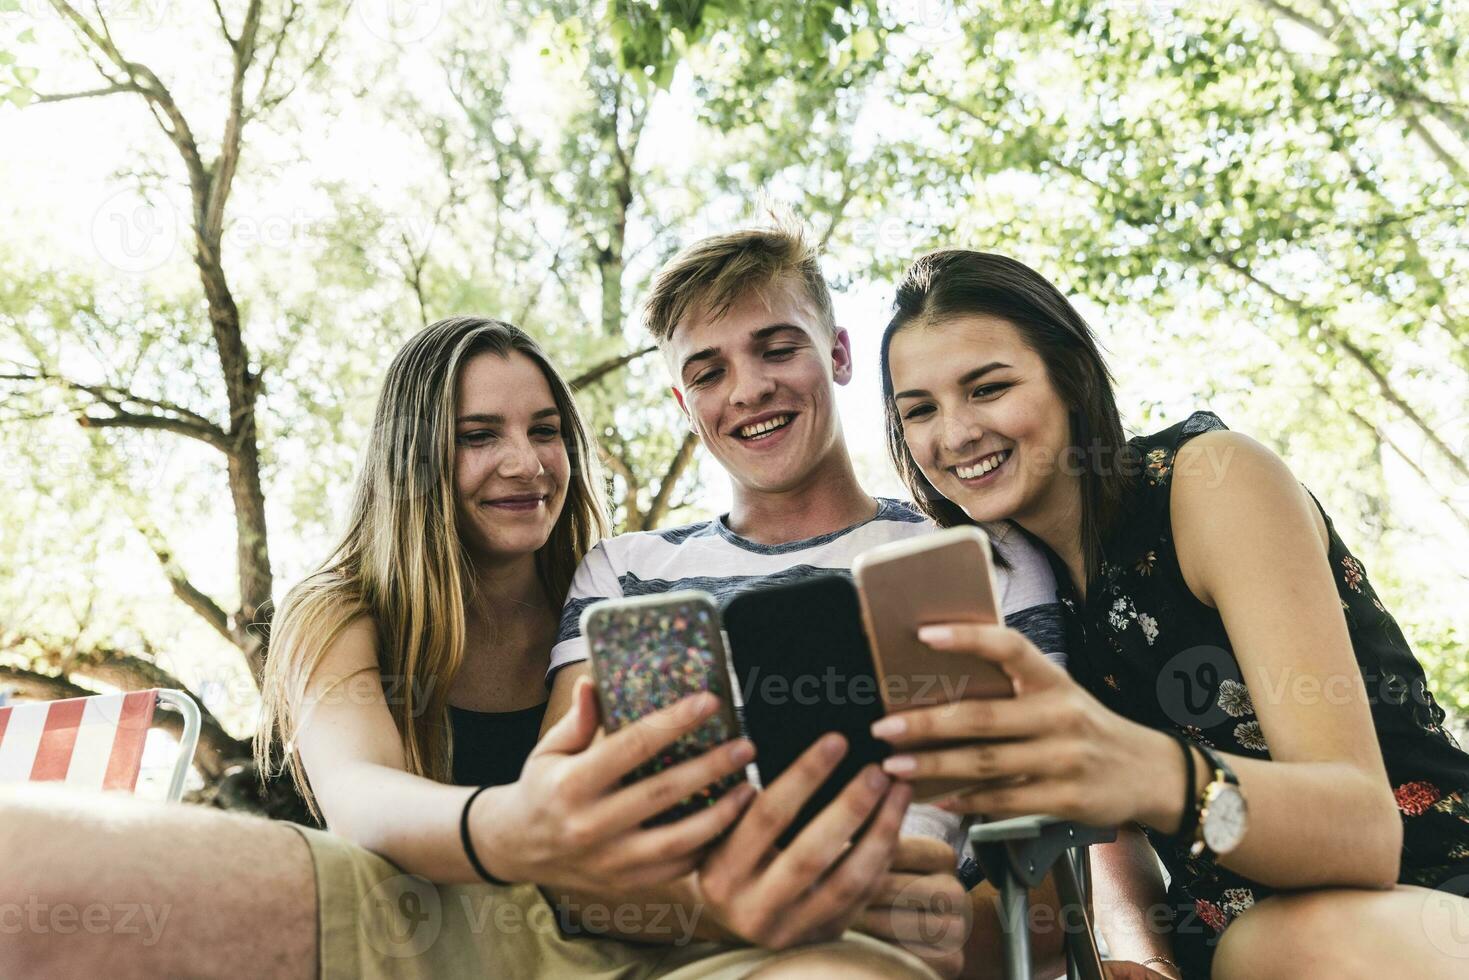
[
  {"left": 547, "top": 541, "right": 624, "bottom": 682},
  {"left": 990, "top": 527, "right": 1068, "bottom": 668}
]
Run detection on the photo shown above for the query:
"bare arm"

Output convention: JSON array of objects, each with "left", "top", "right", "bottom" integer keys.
[
  {"left": 1135, "top": 432, "right": 1401, "bottom": 887},
  {"left": 293, "top": 619, "right": 754, "bottom": 891},
  {"left": 1091, "top": 826, "right": 1176, "bottom": 973}
]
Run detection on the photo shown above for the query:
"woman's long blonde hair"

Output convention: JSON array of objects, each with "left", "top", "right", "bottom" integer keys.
[{"left": 255, "top": 316, "right": 609, "bottom": 819}]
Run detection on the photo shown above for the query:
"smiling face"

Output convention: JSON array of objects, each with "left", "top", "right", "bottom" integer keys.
[
  {"left": 452, "top": 351, "right": 570, "bottom": 564},
  {"left": 666, "top": 278, "right": 854, "bottom": 497},
  {"left": 888, "top": 314, "right": 1074, "bottom": 526}
]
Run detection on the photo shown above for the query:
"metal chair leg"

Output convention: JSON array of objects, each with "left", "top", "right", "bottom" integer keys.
[
  {"left": 997, "top": 864, "right": 1032, "bottom": 980},
  {"left": 1053, "top": 846, "right": 1105, "bottom": 980}
]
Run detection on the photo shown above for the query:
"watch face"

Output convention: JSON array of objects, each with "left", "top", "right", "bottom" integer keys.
[{"left": 1203, "top": 784, "right": 1248, "bottom": 855}]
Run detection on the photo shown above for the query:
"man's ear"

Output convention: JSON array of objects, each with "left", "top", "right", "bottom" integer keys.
[
  {"left": 671, "top": 385, "right": 693, "bottom": 425},
  {"left": 831, "top": 327, "right": 854, "bottom": 386}
]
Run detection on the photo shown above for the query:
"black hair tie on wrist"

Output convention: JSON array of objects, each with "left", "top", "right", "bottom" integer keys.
[
  {"left": 1171, "top": 732, "right": 1199, "bottom": 844},
  {"left": 461, "top": 784, "right": 511, "bottom": 886}
]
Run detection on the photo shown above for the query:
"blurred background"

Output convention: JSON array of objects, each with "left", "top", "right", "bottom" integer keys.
[{"left": 0, "top": 0, "right": 1465, "bottom": 812}]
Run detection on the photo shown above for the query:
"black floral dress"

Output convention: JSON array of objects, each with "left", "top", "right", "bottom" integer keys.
[{"left": 1035, "top": 411, "right": 1469, "bottom": 978}]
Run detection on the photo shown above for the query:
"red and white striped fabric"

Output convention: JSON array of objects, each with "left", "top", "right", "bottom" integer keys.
[{"left": 0, "top": 691, "right": 157, "bottom": 793}]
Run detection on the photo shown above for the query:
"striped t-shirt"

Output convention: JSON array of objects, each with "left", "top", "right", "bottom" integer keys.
[{"left": 549, "top": 497, "right": 1065, "bottom": 678}]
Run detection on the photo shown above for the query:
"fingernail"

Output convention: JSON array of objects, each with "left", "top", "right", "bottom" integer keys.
[
  {"left": 883, "top": 755, "right": 916, "bottom": 774},
  {"left": 691, "top": 693, "right": 717, "bottom": 715},
  {"left": 822, "top": 734, "right": 846, "bottom": 761},
  {"left": 732, "top": 783, "right": 756, "bottom": 806},
  {"left": 867, "top": 767, "right": 890, "bottom": 792},
  {"left": 917, "top": 625, "right": 954, "bottom": 645},
  {"left": 871, "top": 715, "right": 906, "bottom": 739},
  {"left": 728, "top": 740, "right": 754, "bottom": 765}
]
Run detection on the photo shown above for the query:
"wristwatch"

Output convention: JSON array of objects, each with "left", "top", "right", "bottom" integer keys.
[{"left": 1189, "top": 742, "right": 1249, "bottom": 859}]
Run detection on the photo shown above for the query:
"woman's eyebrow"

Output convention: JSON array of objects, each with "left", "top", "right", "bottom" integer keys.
[
  {"left": 455, "top": 407, "right": 561, "bottom": 424},
  {"left": 893, "top": 361, "right": 1011, "bottom": 401}
]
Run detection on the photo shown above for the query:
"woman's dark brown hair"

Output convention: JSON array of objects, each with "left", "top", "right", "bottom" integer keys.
[{"left": 879, "top": 249, "right": 1135, "bottom": 588}]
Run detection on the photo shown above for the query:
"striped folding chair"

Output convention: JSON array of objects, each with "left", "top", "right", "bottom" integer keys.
[{"left": 0, "top": 688, "right": 201, "bottom": 803}]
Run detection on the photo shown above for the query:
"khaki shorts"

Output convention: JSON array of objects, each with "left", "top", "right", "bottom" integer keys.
[{"left": 290, "top": 824, "right": 938, "bottom": 979}]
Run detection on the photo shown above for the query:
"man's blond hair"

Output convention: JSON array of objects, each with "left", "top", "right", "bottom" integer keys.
[{"left": 643, "top": 216, "right": 836, "bottom": 345}]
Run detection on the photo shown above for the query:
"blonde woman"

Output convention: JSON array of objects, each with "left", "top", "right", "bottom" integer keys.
[{"left": 4, "top": 317, "right": 905, "bottom": 979}]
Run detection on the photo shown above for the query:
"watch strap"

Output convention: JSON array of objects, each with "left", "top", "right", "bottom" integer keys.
[{"left": 1193, "top": 740, "right": 1239, "bottom": 788}]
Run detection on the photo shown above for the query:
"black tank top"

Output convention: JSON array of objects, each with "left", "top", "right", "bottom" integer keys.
[
  {"left": 448, "top": 701, "right": 548, "bottom": 788},
  {"left": 1035, "top": 411, "right": 1469, "bottom": 977}
]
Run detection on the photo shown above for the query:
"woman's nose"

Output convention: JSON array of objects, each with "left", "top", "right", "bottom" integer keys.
[
  {"left": 498, "top": 437, "right": 543, "bottom": 478},
  {"left": 941, "top": 414, "right": 982, "bottom": 455}
]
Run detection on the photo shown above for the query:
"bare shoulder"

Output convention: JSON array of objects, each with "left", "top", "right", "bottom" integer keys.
[
  {"left": 298, "top": 612, "right": 381, "bottom": 700},
  {"left": 1171, "top": 430, "right": 1317, "bottom": 521},
  {"left": 1170, "top": 430, "right": 1328, "bottom": 604}
]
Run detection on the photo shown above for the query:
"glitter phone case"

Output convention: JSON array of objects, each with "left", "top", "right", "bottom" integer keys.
[{"left": 582, "top": 591, "right": 745, "bottom": 825}]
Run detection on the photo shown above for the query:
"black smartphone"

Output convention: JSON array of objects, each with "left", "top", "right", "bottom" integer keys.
[{"left": 723, "top": 574, "right": 891, "bottom": 847}]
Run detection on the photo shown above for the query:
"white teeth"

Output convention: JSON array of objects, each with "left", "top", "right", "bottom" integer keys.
[
  {"left": 739, "top": 414, "right": 793, "bottom": 439},
  {"left": 956, "top": 450, "right": 1010, "bottom": 480}
]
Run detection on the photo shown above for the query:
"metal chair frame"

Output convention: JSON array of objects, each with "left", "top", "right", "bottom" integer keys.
[{"left": 970, "top": 815, "right": 1117, "bottom": 980}]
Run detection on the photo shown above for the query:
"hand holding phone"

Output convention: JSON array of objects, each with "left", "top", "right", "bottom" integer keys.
[
  {"left": 582, "top": 592, "right": 746, "bottom": 825},
  {"left": 723, "top": 574, "right": 891, "bottom": 846},
  {"left": 854, "top": 525, "right": 1012, "bottom": 802}
]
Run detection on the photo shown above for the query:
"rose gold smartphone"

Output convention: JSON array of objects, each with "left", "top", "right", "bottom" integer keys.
[{"left": 853, "top": 525, "right": 1012, "bottom": 802}]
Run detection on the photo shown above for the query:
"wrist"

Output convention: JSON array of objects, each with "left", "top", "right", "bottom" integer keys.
[
  {"left": 1132, "top": 727, "right": 1192, "bottom": 833},
  {"left": 468, "top": 783, "right": 522, "bottom": 884}
]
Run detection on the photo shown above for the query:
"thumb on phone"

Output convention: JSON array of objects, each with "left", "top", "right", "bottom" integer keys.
[{"left": 531, "top": 676, "right": 601, "bottom": 758}]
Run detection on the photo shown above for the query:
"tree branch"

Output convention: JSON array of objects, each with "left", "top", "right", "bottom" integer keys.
[
  {"left": 125, "top": 510, "right": 236, "bottom": 646},
  {"left": 2, "top": 370, "right": 232, "bottom": 452},
  {"left": 1214, "top": 253, "right": 1469, "bottom": 486},
  {"left": 32, "top": 83, "right": 144, "bottom": 103},
  {"left": 644, "top": 431, "right": 699, "bottom": 530},
  {"left": 569, "top": 346, "right": 657, "bottom": 390}
]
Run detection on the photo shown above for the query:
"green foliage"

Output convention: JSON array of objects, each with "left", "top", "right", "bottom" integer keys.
[{"left": 2, "top": 0, "right": 1466, "bottom": 727}]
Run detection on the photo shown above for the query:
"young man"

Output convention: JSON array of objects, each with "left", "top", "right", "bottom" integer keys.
[{"left": 542, "top": 220, "right": 1070, "bottom": 979}]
